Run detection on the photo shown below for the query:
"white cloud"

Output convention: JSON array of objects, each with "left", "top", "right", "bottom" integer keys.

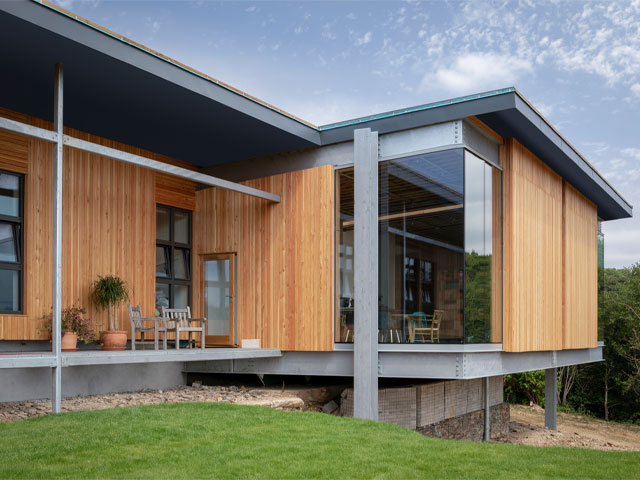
[
  {"left": 355, "top": 31, "right": 372, "bottom": 46},
  {"left": 421, "top": 53, "right": 532, "bottom": 95},
  {"left": 245, "top": 5, "right": 257, "bottom": 13},
  {"left": 346, "top": 12, "right": 356, "bottom": 20},
  {"left": 632, "top": 83, "right": 640, "bottom": 97}
]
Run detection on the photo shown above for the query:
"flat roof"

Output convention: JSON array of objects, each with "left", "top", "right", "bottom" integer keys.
[{"left": 0, "top": 0, "right": 631, "bottom": 220}]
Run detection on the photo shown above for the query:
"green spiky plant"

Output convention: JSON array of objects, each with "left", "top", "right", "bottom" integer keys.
[{"left": 91, "top": 275, "right": 130, "bottom": 331}]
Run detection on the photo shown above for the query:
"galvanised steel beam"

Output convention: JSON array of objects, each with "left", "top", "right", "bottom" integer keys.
[
  {"left": 353, "top": 128, "right": 379, "bottom": 421},
  {"left": 61, "top": 348, "right": 282, "bottom": 367},
  {"left": 62, "top": 136, "right": 280, "bottom": 202},
  {"left": 0, "top": 116, "right": 280, "bottom": 203},
  {"left": 545, "top": 368, "right": 558, "bottom": 430},
  {"left": 0, "top": 355, "right": 57, "bottom": 369},
  {"left": 0, "top": 116, "right": 58, "bottom": 142},
  {"left": 51, "top": 62, "right": 63, "bottom": 415},
  {"left": 183, "top": 347, "right": 603, "bottom": 380}
]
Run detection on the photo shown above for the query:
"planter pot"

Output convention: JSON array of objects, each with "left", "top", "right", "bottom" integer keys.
[
  {"left": 61, "top": 332, "right": 78, "bottom": 352},
  {"left": 101, "top": 331, "right": 127, "bottom": 351}
]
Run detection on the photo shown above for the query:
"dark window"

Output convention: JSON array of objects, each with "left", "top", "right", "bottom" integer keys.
[
  {"left": 0, "top": 171, "right": 23, "bottom": 314},
  {"left": 155, "top": 205, "right": 192, "bottom": 314}
]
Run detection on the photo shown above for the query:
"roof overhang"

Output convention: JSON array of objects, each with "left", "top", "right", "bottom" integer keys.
[
  {"left": 0, "top": 0, "right": 319, "bottom": 167},
  {"left": 318, "top": 89, "right": 632, "bottom": 221},
  {"left": 0, "top": 1, "right": 631, "bottom": 221}
]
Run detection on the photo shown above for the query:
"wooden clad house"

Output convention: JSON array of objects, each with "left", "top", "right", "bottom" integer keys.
[{"left": 0, "top": 1, "right": 632, "bottom": 431}]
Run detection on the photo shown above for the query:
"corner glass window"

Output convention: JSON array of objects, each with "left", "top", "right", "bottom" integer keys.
[
  {"left": 155, "top": 205, "right": 192, "bottom": 315},
  {"left": 335, "top": 148, "right": 502, "bottom": 344}
]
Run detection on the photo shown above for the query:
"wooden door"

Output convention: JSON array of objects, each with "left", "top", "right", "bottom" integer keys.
[{"left": 200, "top": 253, "right": 236, "bottom": 346}]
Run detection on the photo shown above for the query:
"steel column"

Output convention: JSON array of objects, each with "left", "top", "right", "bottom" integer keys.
[
  {"left": 51, "top": 63, "right": 64, "bottom": 414},
  {"left": 545, "top": 367, "right": 557, "bottom": 430},
  {"left": 484, "top": 376, "right": 490, "bottom": 441},
  {"left": 353, "top": 128, "right": 379, "bottom": 420}
]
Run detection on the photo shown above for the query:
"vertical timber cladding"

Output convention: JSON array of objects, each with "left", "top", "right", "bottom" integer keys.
[
  {"left": 0, "top": 108, "right": 159, "bottom": 340},
  {"left": 563, "top": 183, "right": 598, "bottom": 349},
  {"left": 503, "top": 138, "right": 564, "bottom": 352},
  {"left": 194, "top": 165, "right": 334, "bottom": 351},
  {"left": 503, "top": 138, "right": 598, "bottom": 352}
]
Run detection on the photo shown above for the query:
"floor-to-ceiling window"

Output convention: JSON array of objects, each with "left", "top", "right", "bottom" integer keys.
[{"left": 335, "top": 147, "right": 502, "bottom": 344}]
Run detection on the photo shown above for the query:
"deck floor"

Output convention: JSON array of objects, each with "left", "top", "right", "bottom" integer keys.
[{"left": 0, "top": 348, "right": 282, "bottom": 369}]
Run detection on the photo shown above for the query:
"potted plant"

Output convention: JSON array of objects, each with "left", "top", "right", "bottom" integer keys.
[
  {"left": 91, "top": 274, "right": 130, "bottom": 351},
  {"left": 42, "top": 306, "right": 98, "bottom": 352}
]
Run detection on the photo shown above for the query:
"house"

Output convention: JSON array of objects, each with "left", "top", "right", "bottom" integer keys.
[{"left": 0, "top": 0, "right": 632, "bottom": 439}]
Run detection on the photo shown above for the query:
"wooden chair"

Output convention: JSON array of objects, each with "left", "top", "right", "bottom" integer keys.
[
  {"left": 414, "top": 310, "right": 443, "bottom": 343},
  {"left": 128, "top": 304, "right": 163, "bottom": 350},
  {"left": 161, "top": 306, "right": 206, "bottom": 350}
]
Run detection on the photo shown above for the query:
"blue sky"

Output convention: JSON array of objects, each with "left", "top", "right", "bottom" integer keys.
[{"left": 55, "top": 0, "right": 640, "bottom": 267}]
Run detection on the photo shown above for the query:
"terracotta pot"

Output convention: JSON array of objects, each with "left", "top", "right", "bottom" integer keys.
[
  {"left": 61, "top": 332, "right": 78, "bottom": 352},
  {"left": 101, "top": 331, "right": 127, "bottom": 351}
]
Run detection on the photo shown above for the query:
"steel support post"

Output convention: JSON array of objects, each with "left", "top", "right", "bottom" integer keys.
[
  {"left": 484, "top": 376, "right": 490, "bottom": 441},
  {"left": 545, "top": 367, "right": 557, "bottom": 430},
  {"left": 51, "top": 63, "right": 64, "bottom": 414},
  {"left": 353, "top": 128, "right": 379, "bottom": 420}
]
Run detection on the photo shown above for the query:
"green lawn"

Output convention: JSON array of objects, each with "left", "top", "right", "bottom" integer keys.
[{"left": 0, "top": 403, "right": 639, "bottom": 479}]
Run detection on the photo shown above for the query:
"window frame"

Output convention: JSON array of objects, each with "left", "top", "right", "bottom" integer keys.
[
  {"left": 0, "top": 170, "right": 24, "bottom": 314},
  {"left": 155, "top": 204, "right": 192, "bottom": 310}
]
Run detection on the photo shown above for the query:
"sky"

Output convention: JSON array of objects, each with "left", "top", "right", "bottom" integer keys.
[{"left": 53, "top": 0, "right": 640, "bottom": 268}]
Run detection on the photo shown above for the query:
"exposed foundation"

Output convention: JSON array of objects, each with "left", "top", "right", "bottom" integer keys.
[{"left": 340, "top": 377, "right": 508, "bottom": 440}]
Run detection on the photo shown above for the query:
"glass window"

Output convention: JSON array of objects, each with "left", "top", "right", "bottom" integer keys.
[
  {"left": 156, "top": 206, "right": 170, "bottom": 241},
  {"left": 335, "top": 149, "right": 502, "bottom": 345},
  {"left": 0, "top": 173, "right": 20, "bottom": 217},
  {"left": 0, "top": 171, "right": 23, "bottom": 314},
  {"left": 0, "top": 223, "right": 18, "bottom": 263},
  {"left": 174, "top": 210, "right": 190, "bottom": 244},
  {"left": 464, "top": 152, "right": 501, "bottom": 343},
  {"left": 155, "top": 205, "right": 192, "bottom": 314},
  {"left": 0, "top": 269, "right": 19, "bottom": 312},
  {"left": 337, "top": 149, "right": 465, "bottom": 344}
]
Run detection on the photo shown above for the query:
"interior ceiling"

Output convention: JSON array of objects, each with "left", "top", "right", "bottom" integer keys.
[{"left": 0, "top": 10, "right": 316, "bottom": 168}]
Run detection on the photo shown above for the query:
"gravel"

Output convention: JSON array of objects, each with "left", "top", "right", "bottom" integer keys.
[{"left": 0, "top": 385, "right": 305, "bottom": 423}]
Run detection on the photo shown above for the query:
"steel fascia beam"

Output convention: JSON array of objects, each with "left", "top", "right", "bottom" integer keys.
[
  {"left": 0, "top": 355, "right": 57, "bottom": 369},
  {"left": 0, "top": 116, "right": 58, "bottom": 141},
  {"left": 0, "top": 114, "right": 280, "bottom": 202},
  {"left": 62, "top": 136, "right": 280, "bottom": 202}
]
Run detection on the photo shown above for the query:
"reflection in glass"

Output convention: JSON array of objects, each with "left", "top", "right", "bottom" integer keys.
[
  {"left": 336, "top": 148, "right": 502, "bottom": 344},
  {"left": 156, "top": 246, "right": 170, "bottom": 277},
  {"left": 174, "top": 210, "right": 190, "bottom": 244},
  {"left": 464, "top": 151, "right": 501, "bottom": 343},
  {"left": 174, "top": 285, "right": 189, "bottom": 309},
  {"left": 337, "top": 149, "right": 465, "bottom": 344},
  {"left": 0, "top": 269, "right": 18, "bottom": 312},
  {"left": 204, "top": 259, "right": 230, "bottom": 336},
  {"left": 0, "top": 174, "right": 20, "bottom": 217},
  {"left": 155, "top": 283, "right": 170, "bottom": 316},
  {"left": 0, "top": 223, "right": 18, "bottom": 263},
  {"left": 156, "top": 206, "right": 170, "bottom": 241},
  {"left": 173, "top": 248, "right": 190, "bottom": 280}
]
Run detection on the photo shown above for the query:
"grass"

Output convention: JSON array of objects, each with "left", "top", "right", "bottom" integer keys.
[{"left": 0, "top": 403, "right": 639, "bottom": 479}]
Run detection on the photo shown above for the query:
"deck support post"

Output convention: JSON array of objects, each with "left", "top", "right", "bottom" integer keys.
[
  {"left": 484, "top": 376, "right": 491, "bottom": 441},
  {"left": 353, "top": 128, "right": 378, "bottom": 421},
  {"left": 51, "top": 63, "right": 64, "bottom": 414},
  {"left": 545, "top": 367, "right": 557, "bottom": 430}
]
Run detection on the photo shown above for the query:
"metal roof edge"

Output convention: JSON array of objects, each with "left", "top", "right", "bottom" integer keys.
[
  {"left": 318, "top": 88, "right": 516, "bottom": 131},
  {"left": 512, "top": 88, "right": 632, "bottom": 211}
]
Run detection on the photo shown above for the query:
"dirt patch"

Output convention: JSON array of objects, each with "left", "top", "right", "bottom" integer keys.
[
  {"left": 495, "top": 404, "right": 640, "bottom": 451},
  {"left": 0, "top": 384, "right": 304, "bottom": 422}
]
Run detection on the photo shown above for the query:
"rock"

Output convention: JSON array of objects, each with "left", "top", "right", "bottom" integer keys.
[
  {"left": 192, "top": 381, "right": 202, "bottom": 388},
  {"left": 322, "top": 400, "right": 339, "bottom": 414}
]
